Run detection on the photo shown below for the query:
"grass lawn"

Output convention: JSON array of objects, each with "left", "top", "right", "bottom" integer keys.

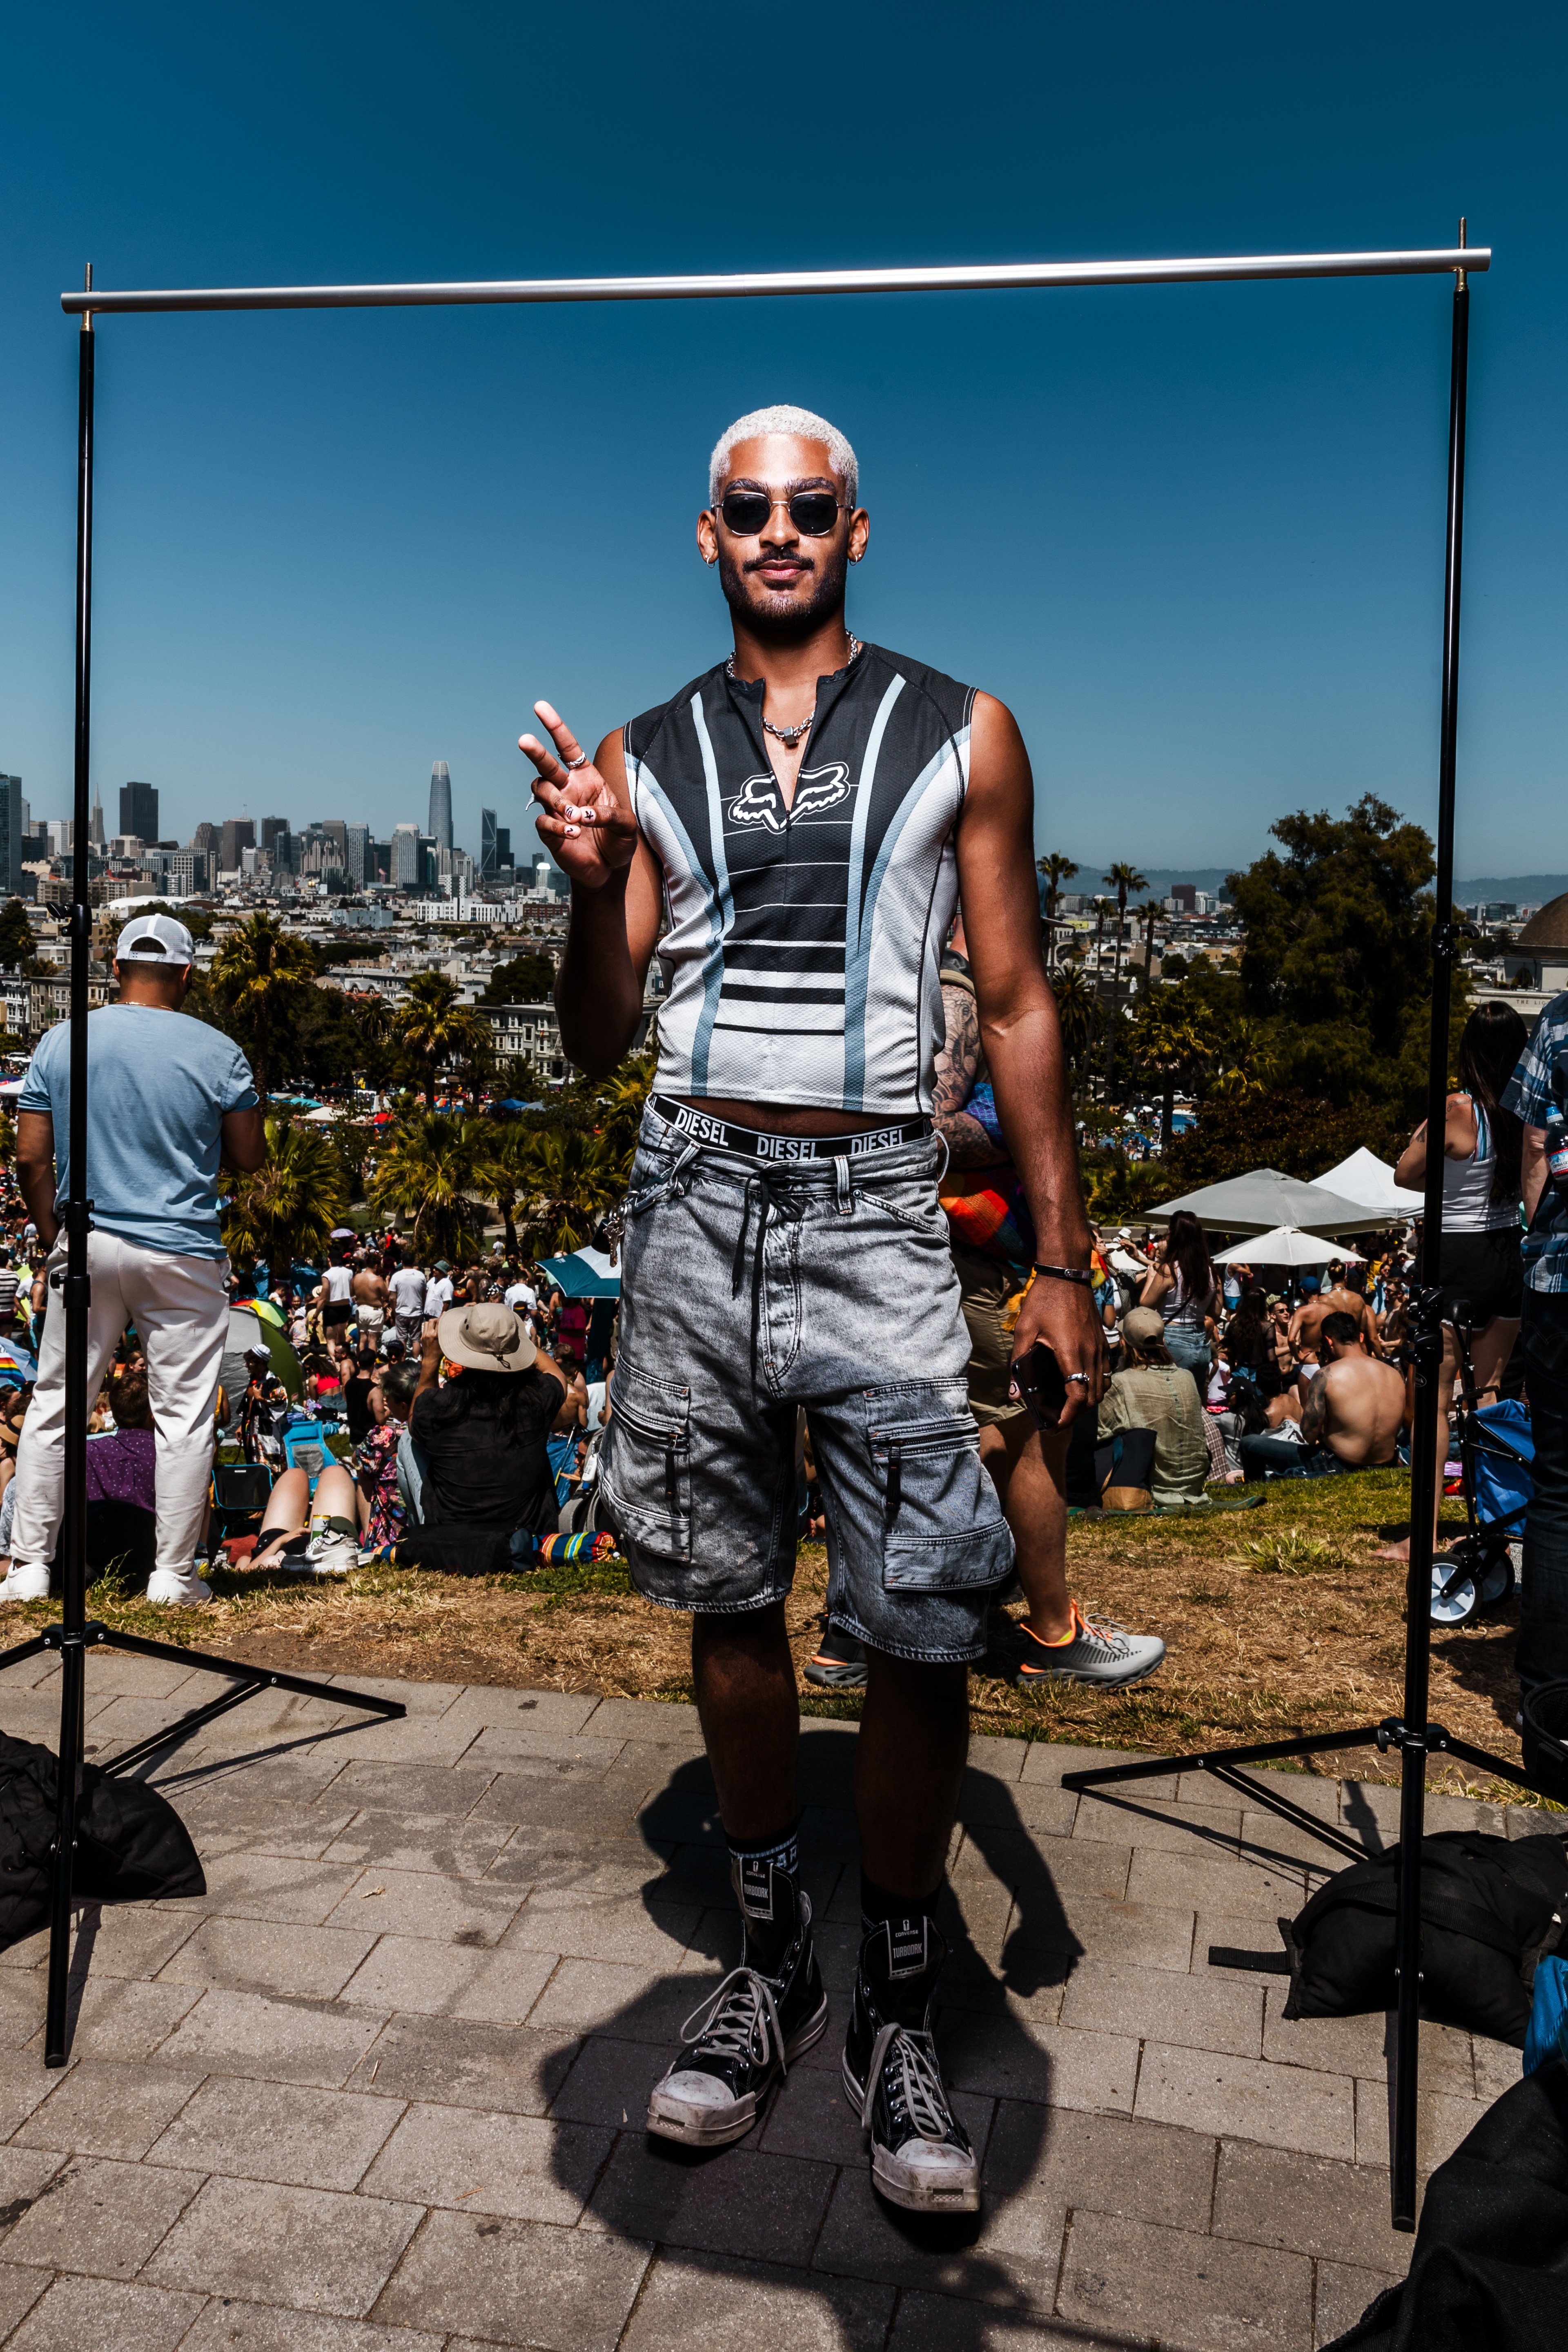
[{"left": 6, "top": 1469, "right": 1541, "bottom": 1805}]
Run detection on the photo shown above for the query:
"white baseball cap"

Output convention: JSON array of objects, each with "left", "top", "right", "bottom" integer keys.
[{"left": 114, "top": 912, "right": 196, "bottom": 965}]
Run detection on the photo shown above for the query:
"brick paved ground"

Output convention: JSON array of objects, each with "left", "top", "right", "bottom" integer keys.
[{"left": 0, "top": 1653, "right": 1532, "bottom": 2350}]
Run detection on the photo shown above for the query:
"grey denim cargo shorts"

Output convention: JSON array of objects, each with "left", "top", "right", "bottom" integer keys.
[{"left": 599, "top": 1102, "right": 1015, "bottom": 1664}]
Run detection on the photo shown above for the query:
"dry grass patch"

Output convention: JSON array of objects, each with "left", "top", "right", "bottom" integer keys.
[{"left": 2, "top": 1467, "right": 1538, "bottom": 1800}]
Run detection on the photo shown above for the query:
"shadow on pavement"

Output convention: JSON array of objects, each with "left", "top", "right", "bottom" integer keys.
[{"left": 543, "top": 1724, "right": 1115, "bottom": 2339}]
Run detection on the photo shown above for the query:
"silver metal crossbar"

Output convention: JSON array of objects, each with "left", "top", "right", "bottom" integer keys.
[{"left": 62, "top": 247, "right": 1488, "bottom": 316}]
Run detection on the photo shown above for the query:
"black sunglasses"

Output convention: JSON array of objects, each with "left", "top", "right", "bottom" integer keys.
[{"left": 715, "top": 488, "right": 849, "bottom": 539}]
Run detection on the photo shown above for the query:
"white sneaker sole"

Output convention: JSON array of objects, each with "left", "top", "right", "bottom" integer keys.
[
  {"left": 840, "top": 2052, "right": 982, "bottom": 2213},
  {"left": 646, "top": 1991, "right": 829, "bottom": 2147}
]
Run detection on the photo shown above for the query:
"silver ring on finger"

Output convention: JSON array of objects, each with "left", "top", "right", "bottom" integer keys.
[
  {"left": 564, "top": 753, "right": 590, "bottom": 770},
  {"left": 1066, "top": 1371, "right": 1091, "bottom": 1384}
]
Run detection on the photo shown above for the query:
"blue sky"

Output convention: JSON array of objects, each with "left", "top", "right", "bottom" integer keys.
[{"left": 2, "top": 2, "right": 1563, "bottom": 884}]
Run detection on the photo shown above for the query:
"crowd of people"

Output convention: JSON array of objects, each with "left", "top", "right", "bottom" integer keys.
[{"left": 0, "top": 953, "right": 1550, "bottom": 1640}]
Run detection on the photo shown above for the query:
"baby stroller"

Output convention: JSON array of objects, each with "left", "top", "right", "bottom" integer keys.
[{"left": 1430, "top": 1303, "right": 1534, "bottom": 1629}]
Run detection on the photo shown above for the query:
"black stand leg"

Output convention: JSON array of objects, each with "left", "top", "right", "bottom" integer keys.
[
  {"left": 37, "top": 287, "right": 404, "bottom": 2071},
  {"left": 1065, "top": 236, "right": 1514, "bottom": 2234}
]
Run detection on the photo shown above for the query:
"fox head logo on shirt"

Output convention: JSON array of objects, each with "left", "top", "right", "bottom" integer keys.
[{"left": 726, "top": 764, "right": 851, "bottom": 835}]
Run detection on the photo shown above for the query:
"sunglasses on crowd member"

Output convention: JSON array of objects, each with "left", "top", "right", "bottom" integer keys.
[{"left": 714, "top": 488, "right": 851, "bottom": 539}]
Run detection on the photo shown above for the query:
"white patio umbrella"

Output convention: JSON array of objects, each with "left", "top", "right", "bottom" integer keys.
[
  {"left": 1315, "top": 1146, "right": 1423, "bottom": 1218},
  {"left": 1213, "top": 1226, "right": 1365, "bottom": 1268},
  {"left": 1146, "top": 1166, "right": 1387, "bottom": 1235}
]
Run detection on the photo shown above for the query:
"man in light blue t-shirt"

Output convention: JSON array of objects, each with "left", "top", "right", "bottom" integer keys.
[{"left": 5, "top": 913, "right": 265, "bottom": 1606}]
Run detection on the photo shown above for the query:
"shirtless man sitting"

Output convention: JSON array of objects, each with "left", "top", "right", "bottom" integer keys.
[
  {"left": 1288, "top": 1262, "right": 1383, "bottom": 1364},
  {"left": 1297, "top": 1270, "right": 1382, "bottom": 1364},
  {"left": 1240, "top": 1312, "right": 1405, "bottom": 1479}
]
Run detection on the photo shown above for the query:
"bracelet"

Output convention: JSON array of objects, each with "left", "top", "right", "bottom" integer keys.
[{"left": 1032, "top": 1263, "right": 1094, "bottom": 1287}]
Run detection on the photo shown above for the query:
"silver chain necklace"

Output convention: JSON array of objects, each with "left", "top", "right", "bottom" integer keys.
[{"left": 727, "top": 637, "right": 862, "bottom": 748}]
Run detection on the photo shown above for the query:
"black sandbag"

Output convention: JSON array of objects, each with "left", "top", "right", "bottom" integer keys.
[
  {"left": 1324, "top": 2052, "right": 1568, "bottom": 2350},
  {"left": 1281, "top": 1831, "right": 1568, "bottom": 2048},
  {"left": 392, "top": 1523, "right": 517, "bottom": 1577},
  {"left": 0, "top": 1730, "right": 205, "bottom": 1953}
]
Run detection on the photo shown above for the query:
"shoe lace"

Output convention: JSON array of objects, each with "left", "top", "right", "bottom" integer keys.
[
  {"left": 860, "top": 2020, "right": 955, "bottom": 2140},
  {"left": 1076, "top": 1610, "right": 1134, "bottom": 1655},
  {"left": 678, "top": 1966, "right": 787, "bottom": 2077}
]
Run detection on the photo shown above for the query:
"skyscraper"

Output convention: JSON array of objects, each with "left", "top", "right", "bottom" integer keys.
[
  {"left": 90, "top": 785, "right": 105, "bottom": 849},
  {"left": 345, "top": 824, "right": 370, "bottom": 888},
  {"left": 121, "top": 782, "right": 158, "bottom": 843},
  {"left": 428, "top": 762, "right": 452, "bottom": 851},
  {"left": 392, "top": 824, "right": 421, "bottom": 889},
  {"left": 0, "top": 779, "right": 22, "bottom": 898},
  {"left": 480, "top": 808, "right": 497, "bottom": 882},
  {"left": 259, "top": 815, "right": 290, "bottom": 859},
  {"left": 220, "top": 817, "right": 256, "bottom": 872}
]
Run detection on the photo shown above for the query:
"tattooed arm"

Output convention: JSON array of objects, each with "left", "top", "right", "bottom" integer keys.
[
  {"left": 1299, "top": 1368, "right": 1331, "bottom": 1446},
  {"left": 933, "top": 980, "right": 1009, "bottom": 1167}
]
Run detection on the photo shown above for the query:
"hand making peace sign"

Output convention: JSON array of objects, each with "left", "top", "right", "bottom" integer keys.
[{"left": 518, "top": 702, "right": 641, "bottom": 891}]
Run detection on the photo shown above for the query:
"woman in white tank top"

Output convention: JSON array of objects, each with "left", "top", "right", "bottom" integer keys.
[{"left": 1378, "top": 1003, "right": 1528, "bottom": 1562}]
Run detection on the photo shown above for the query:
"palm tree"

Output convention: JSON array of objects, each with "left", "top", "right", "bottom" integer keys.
[
  {"left": 1101, "top": 862, "right": 1148, "bottom": 1087},
  {"left": 1049, "top": 966, "right": 1097, "bottom": 1071},
  {"left": 333, "top": 1119, "right": 377, "bottom": 1206},
  {"left": 395, "top": 972, "right": 488, "bottom": 1108},
  {"left": 209, "top": 911, "right": 317, "bottom": 1102},
  {"left": 370, "top": 1109, "right": 494, "bottom": 1260},
  {"left": 597, "top": 1049, "right": 657, "bottom": 1174},
  {"left": 1132, "top": 898, "right": 1165, "bottom": 982},
  {"left": 223, "top": 1113, "right": 347, "bottom": 1286},
  {"left": 508, "top": 1127, "right": 624, "bottom": 1257},
  {"left": 1035, "top": 852, "right": 1079, "bottom": 970},
  {"left": 1127, "top": 996, "right": 1207, "bottom": 1149}
]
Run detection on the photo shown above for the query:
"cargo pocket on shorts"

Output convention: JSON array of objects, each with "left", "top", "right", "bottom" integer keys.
[
  {"left": 865, "top": 1384, "right": 1014, "bottom": 1593},
  {"left": 600, "top": 1359, "right": 692, "bottom": 1562}
]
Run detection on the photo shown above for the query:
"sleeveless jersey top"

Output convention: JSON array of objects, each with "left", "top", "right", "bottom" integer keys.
[
  {"left": 1443, "top": 1098, "right": 1520, "bottom": 1233},
  {"left": 624, "top": 644, "right": 974, "bottom": 1116}
]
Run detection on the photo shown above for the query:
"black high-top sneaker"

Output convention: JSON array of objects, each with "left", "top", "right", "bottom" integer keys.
[
  {"left": 842, "top": 1915, "right": 980, "bottom": 2212},
  {"left": 646, "top": 1858, "right": 827, "bottom": 2147}
]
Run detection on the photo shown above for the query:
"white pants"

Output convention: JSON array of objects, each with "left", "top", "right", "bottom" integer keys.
[{"left": 11, "top": 1231, "right": 228, "bottom": 1586}]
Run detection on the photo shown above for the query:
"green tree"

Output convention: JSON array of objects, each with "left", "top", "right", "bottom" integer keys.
[
  {"left": 1101, "top": 862, "right": 1148, "bottom": 1088},
  {"left": 1225, "top": 795, "right": 1462, "bottom": 1113},
  {"left": 1158, "top": 1088, "right": 1405, "bottom": 1191},
  {"left": 222, "top": 1113, "right": 347, "bottom": 1285},
  {"left": 370, "top": 1109, "right": 494, "bottom": 1259},
  {"left": 209, "top": 912, "right": 317, "bottom": 1102},
  {"left": 1049, "top": 965, "right": 1097, "bottom": 1071},
  {"left": 0, "top": 900, "right": 35, "bottom": 972},
  {"left": 395, "top": 972, "right": 488, "bottom": 1108},
  {"left": 481, "top": 951, "right": 555, "bottom": 1005},
  {"left": 1036, "top": 853, "right": 1079, "bottom": 969},
  {"left": 508, "top": 1127, "right": 624, "bottom": 1256},
  {"left": 1125, "top": 992, "right": 1208, "bottom": 1149},
  {"left": 596, "top": 1049, "right": 657, "bottom": 1171},
  {"left": 1133, "top": 897, "right": 1164, "bottom": 980},
  {"left": 333, "top": 1119, "right": 377, "bottom": 1205}
]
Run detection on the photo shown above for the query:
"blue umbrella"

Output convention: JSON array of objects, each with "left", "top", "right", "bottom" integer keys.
[{"left": 539, "top": 1249, "right": 621, "bottom": 1299}]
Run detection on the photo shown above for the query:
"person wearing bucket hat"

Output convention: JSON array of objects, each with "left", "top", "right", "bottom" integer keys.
[
  {"left": 5, "top": 911, "right": 265, "bottom": 1606},
  {"left": 404, "top": 1299, "right": 567, "bottom": 1536}
]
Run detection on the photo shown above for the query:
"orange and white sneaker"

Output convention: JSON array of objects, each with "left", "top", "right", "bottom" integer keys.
[{"left": 1017, "top": 1604, "right": 1165, "bottom": 1689}]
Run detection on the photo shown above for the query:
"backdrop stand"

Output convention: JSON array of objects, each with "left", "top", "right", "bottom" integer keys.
[
  {"left": 2, "top": 274, "right": 404, "bottom": 2072},
  {"left": 47, "top": 231, "right": 1517, "bottom": 2209},
  {"left": 1064, "top": 225, "right": 1539, "bottom": 2230}
]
